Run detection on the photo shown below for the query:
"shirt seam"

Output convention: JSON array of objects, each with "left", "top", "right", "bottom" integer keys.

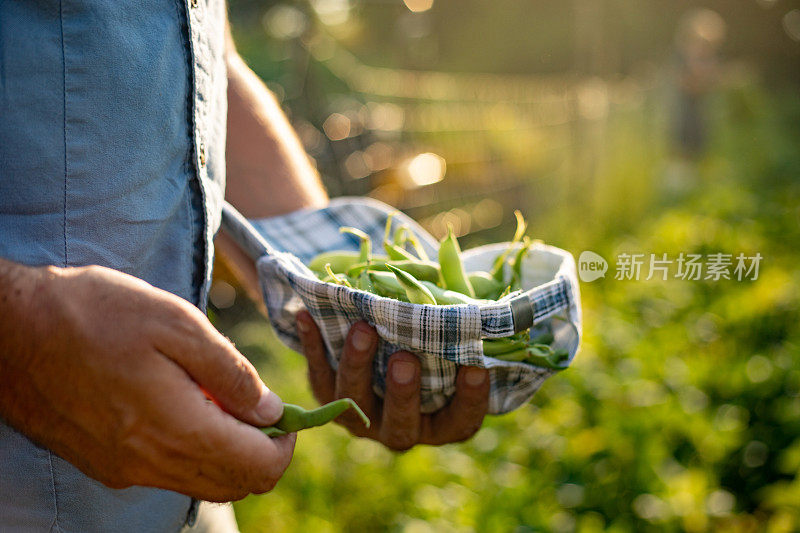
[{"left": 47, "top": 450, "right": 62, "bottom": 532}]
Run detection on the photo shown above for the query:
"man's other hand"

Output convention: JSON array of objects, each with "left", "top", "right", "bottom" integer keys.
[
  {"left": 296, "top": 310, "right": 490, "bottom": 450},
  {"left": 0, "top": 262, "right": 295, "bottom": 502}
]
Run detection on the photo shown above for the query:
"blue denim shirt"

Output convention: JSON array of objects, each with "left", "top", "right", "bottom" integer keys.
[{"left": 0, "top": 0, "right": 226, "bottom": 530}]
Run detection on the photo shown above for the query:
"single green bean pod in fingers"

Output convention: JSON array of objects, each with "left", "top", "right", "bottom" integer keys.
[{"left": 261, "top": 398, "right": 370, "bottom": 437}]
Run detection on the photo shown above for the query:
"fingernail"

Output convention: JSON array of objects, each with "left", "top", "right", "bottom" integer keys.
[
  {"left": 255, "top": 385, "right": 283, "bottom": 425},
  {"left": 351, "top": 325, "right": 373, "bottom": 352},
  {"left": 465, "top": 368, "right": 487, "bottom": 387},
  {"left": 297, "top": 316, "right": 310, "bottom": 334},
  {"left": 392, "top": 360, "right": 416, "bottom": 385}
]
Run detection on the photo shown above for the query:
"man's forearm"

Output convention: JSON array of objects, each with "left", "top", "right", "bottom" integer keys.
[
  {"left": 224, "top": 34, "right": 328, "bottom": 219},
  {"left": 218, "top": 29, "right": 329, "bottom": 298}
]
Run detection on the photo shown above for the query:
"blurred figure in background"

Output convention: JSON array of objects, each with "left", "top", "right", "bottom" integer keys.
[{"left": 672, "top": 8, "right": 726, "bottom": 158}]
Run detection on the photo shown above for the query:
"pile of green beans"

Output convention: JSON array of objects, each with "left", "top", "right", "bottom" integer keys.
[
  {"left": 262, "top": 398, "right": 370, "bottom": 438},
  {"left": 307, "top": 211, "right": 569, "bottom": 369}
]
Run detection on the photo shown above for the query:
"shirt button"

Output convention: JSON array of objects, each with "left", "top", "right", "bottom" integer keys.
[{"left": 199, "top": 143, "right": 206, "bottom": 167}]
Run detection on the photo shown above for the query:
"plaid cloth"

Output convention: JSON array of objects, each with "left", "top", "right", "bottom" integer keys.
[{"left": 222, "top": 198, "right": 582, "bottom": 414}]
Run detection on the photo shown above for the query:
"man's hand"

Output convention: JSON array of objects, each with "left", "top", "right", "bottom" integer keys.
[
  {"left": 296, "top": 311, "right": 490, "bottom": 450},
  {"left": 0, "top": 261, "right": 295, "bottom": 502}
]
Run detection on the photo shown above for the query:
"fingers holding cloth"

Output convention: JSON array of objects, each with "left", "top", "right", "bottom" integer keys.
[{"left": 296, "top": 310, "right": 490, "bottom": 449}]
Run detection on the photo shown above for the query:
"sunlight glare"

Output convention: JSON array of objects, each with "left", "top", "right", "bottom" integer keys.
[{"left": 405, "top": 152, "right": 446, "bottom": 187}]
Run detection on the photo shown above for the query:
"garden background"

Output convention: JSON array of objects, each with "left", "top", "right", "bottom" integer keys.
[{"left": 212, "top": 1, "right": 800, "bottom": 530}]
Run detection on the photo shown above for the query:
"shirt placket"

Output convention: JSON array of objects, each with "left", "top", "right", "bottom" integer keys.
[
  {"left": 182, "top": 0, "right": 209, "bottom": 524},
  {"left": 184, "top": 0, "right": 214, "bottom": 309}
]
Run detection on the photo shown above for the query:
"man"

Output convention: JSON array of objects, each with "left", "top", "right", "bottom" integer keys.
[{"left": 0, "top": 1, "right": 490, "bottom": 530}]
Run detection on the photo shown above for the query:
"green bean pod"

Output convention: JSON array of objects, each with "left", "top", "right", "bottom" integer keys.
[
  {"left": 490, "top": 210, "right": 527, "bottom": 282},
  {"left": 407, "top": 236, "right": 430, "bottom": 262},
  {"left": 468, "top": 271, "right": 505, "bottom": 300},
  {"left": 386, "top": 264, "right": 437, "bottom": 305},
  {"left": 368, "top": 271, "right": 407, "bottom": 299},
  {"left": 262, "top": 398, "right": 370, "bottom": 437},
  {"left": 403, "top": 226, "right": 430, "bottom": 261},
  {"left": 482, "top": 337, "right": 529, "bottom": 356},
  {"left": 347, "top": 260, "right": 441, "bottom": 283},
  {"left": 438, "top": 225, "right": 475, "bottom": 297},
  {"left": 489, "top": 347, "right": 530, "bottom": 362},
  {"left": 497, "top": 285, "right": 512, "bottom": 299},
  {"left": 345, "top": 258, "right": 388, "bottom": 273},
  {"left": 384, "top": 211, "right": 399, "bottom": 243},
  {"left": 382, "top": 212, "right": 416, "bottom": 261},
  {"left": 393, "top": 226, "right": 408, "bottom": 247},
  {"left": 510, "top": 237, "right": 532, "bottom": 289},
  {"left": 384, "top": 240, "right": 417, "bottom": 261},
  {"left": 490, "top": 344, "right": 570, "bottom": 370},
  {"left": 308, "top": 251, "right": 362, "bottom": 274},
  {"left": 357, "top": 267, "right": 374, "bottom": 293},
  {"left": 340, "top": 227, "right": 372, "bottom": 264},
  {"left": 525, "top": 344, "right": 570, "bottom": 370},
  {"left": 324, "top": 263, "right": 353, "bottom": 288},
  {"left": 420, "top": 281, "right": 488, "bottom": 305}
]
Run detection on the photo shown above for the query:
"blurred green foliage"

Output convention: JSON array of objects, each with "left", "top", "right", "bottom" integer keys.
[
  {"left": 213, "top": 84, "right": 800, "bottom": 532},
  {"left": 214, "top": 2, "right": 800, "bottom": 530},
  {"left": 230, "top": 0, "right": 800, "bottom": 83}
]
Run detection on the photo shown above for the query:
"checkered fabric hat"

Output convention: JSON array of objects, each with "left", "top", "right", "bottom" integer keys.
[{"left": 220, "top": 198, "right": 581, "bottom": 414}]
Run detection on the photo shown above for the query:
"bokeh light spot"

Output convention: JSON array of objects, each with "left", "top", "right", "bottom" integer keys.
[
  {"left": 262, "top": 5, "right": 307, "bottom": 40},
  {"left": 344, "top": 151, "right": 370, "bottom": 179},
  {"left": 367, "top": 102, "right": 405, "bottom": 131},
  {"left": 632, "top": 494, "right": 671, "bottom": 522},
  {"left": 311, "top": 0, "right": 351, "bottom": 26},
  {"left": 364, "top": 142, "right": 394, "bottom": 171},
  {"left": 405, "top": 152, "right": 446, "bottom": 187},
  {"left": 472, "top": 199, "right": 504, "bottom": 229},
  {"left": 322, "top": 113, "right": 351, "bottom": 141},
  {"left": 556, "top": 483, "right": 585, "bottom": 508},
  {"left": 209, "top": 281, "right": 236, "bottom": 309},
  {"left": 746, "top": 355, "right": 773, "bottom": 383},
  {"left": 403, "top": 0, "right": 434, "bottom": 14},
  {"left": 706, "top": 490, "right": 735, "bottom": 516},
  {"left": 783, "top": 9, "right": 800, "bottom": 42}
]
